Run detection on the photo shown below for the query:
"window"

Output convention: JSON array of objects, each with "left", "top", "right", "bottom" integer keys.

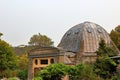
[
  {"left": 66, "top": 30, "right": 72, "bottom": 36},
  {"left": 97, "top": 28, "right": 102, "bottom": 33},
  {"left": 50, "top": 59, "right": 54, "bottom": 64},
  {"left": 87, "top": 28, "right": 93, "bottom": 33},
  {"left": 75, "top": 29, "right": 79, "bottom": 34},
  {"left": 35, "top": 59, "right": 38, "bottom": 65},
  {"left": 67, "top": 32, "right": 71, "bottom": 36},
  {"left": 40, "top": 59, "right": 48, "bottom": 64}
]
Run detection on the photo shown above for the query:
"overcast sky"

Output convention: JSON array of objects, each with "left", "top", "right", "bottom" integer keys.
[{"left": 0, "top": 0, "right": 120, "bottom": 46}]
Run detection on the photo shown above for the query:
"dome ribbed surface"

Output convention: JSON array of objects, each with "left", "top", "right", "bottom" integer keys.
[{"left": 58, "top": 21, "right": 111, "bottom": 53}]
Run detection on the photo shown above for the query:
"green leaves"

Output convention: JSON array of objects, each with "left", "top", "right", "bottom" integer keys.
[
  {"left": 0, "top": 40, "right": 17, "bottom": 78},
  {"left": 36, "top": 63, "right": 97, "bottom": 80},
  {"left": 94, "top": 39, "right": 117, "bottom": 79},
  {"left": 38, "top": 63, "right": 68, "bottom": 80},
  {"left": 28, "top": 33, "right": 54, "bottom": 47},
  {"left": 0, "top": 32, "right": 3, "bottom": 39},
  {"left": 110, "top": 25, "right": 120, "bottom": 50},
  {"left": 32, "top": 77, "right": 42, "bottom": 80},
  {"left": 17, "top": 69, "right": 28, "bottom": 80}
]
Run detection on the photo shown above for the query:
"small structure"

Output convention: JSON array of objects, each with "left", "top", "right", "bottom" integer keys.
[
  {"left": 28, "top": 21, "right": 120, "bottom": 80},
  {"left": 28, "top": 47, "right": 75, "bottom": 80}
]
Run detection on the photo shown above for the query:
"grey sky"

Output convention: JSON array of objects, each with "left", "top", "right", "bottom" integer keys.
[{"left": 0, "top": 0, "right": 120, "bottom": 46}]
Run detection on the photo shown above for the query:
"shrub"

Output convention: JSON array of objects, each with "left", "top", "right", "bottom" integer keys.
[
  {"left": 8, "top": 77, "right": 17, "bottom": 80},
  {"left": 17, "top": 69, "right": 28, "bottom": 80},
  {"left": 32, "top": 77, "right": 42, "bottom": 80}
]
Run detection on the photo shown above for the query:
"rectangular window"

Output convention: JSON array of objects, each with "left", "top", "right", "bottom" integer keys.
[{"left": 40, "top": 59, "right": 48, "bottom": 64}]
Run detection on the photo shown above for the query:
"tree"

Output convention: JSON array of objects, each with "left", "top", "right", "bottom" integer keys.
[
  {"left": 16, "top": 53, "right": 28, "bottom": 80},
  {"left": 17, "top": 53, "right": 28, "bottom": 70},
  {"left": 110, "top": 25, "right": 120, "bottom": 50},
  {"left": 28, "top": 33, "right": 54, "bottom": 47},
  {"left": 94, "top": 39, "right": 117, "bottom": 79},
  {"left": 0, "top": 40, "right": 17, "bottom": 78},
  {"left": 76, "top": 64, "right": 97, "bottom": 80},
  {"left": 0, "top": 32, "right": 3, "bottom": 39},
  {"left": 32, "top": 77, "right": 42, "bottom": 80},
  {"left": 115, "top": 25, "right": 120, "bottom": 32},
  {"left": 96, "top": 39, "right": 118, "bottom": 57},
  {"left": 17, "top": 69, "right": 28, "bottom": 80},
  {"left": 38, "top": 63, "right": 69, "bottom": 80},
  {"left": 68, "top": 64, "right": 97, "bottom": 80},
  {"left": 36, "top": 63, "right": 97, "bottom": 80}
]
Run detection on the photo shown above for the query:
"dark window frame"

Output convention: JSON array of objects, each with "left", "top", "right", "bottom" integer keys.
[
  {"left": 35, "top": 59, "right": 38, "bottom": 65},
  {"left": 50, "top": 59, "right": 54, "bottom": 64},
  {"left": 40, "top": 59, "right": 48, "bottom": 64}
]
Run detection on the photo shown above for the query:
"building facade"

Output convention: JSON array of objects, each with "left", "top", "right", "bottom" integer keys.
[
  {"left": 28, "top": 21, "right": 119, "bottom": 80},
  {"left": 28, "top": 47, "right": 74, "bottom": 80}
]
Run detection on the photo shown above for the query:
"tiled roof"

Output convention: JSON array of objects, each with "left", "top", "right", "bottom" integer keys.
[{"left": 58, "top": 21, "right": 112, "bottom": 53}]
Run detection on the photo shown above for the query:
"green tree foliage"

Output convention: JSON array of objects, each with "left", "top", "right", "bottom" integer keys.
[
  {"left": 17, "top": 53, "right": 28, "bottom": 70},
  {"left": 68, "top": 64, "right": 97, "bottom": 80},
  {"left": 97, "top": 39, "right": 118, "bottom": 57},
  {"left": 110, "top": 25, "right": 120, "bottom": 50},
  {"left": 13, "top": 45, "right": 29, "bottom": 79},
  {"left": 94, "top": 39, "right": 117, "bottom": 79},
  {"left": 17, "top": 69, "right": 28, "bottom": 80},
  {"left": 0, "top": 40, "right": 17, "bottom": 78},
  {"left": 67, "top": 65, "right": 79, "bottom": 79},
  {"left": 0, "top": 32, "right": 3, "bottom": 39},
  {"left": 16, "top": 51, "right": 28, "bottom": 80},
  {"left": 8, "top": 77, "right": 18, "bottom": 80},
  {"left": 77, "top": 64, "right": 97, "bottom": 80},
  {"left": 115, "top": 25, "right": 120, "bottom": 32},
  {"left": 32, "top": 77, "right": 42, "bottom": 80},
  {"left": 38, "top": 63, "right": 68, "bottom": 80},
  {"left": 28, "top": 33, "right": 54, "bottom": 47},
  {"left": 36, "top": 63, "right": 97, "bottom": 80}
]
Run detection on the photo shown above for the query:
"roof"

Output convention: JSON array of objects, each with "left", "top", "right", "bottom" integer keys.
[
  {"left": 58, "top": 21, "right": 112, "bottom": 53},
  {"left": 28, "top": 47, "right": 59, "bottom": 56}
]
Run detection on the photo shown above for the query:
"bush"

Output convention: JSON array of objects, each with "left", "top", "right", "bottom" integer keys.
[
  {"left": 112, "top": 75, "right": 120, "bottom": 80},
  {"left": 38, "top": 63, "right": 69, "bottom": 80},
  {"left": 69, "top": 64, "right": 97, "bottom": 80},
  {"left": 8, "top": 77, "right": 17, "bottom": 80},
  {"left": 32, "top": 77, "right": 43, "bottom": 80},
  {"left": 17, "top": 69, "right": 28, "bottom": 80}
]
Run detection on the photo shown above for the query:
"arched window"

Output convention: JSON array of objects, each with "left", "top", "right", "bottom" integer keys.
[
  {"left": 35, "top": 59, "right": 38, "bottom": 65},
  {"left": 50, "top": 59, "right": 54, "bottom": 64}
]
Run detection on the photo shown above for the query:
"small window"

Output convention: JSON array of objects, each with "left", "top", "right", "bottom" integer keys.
[
  {"left": 87, "top": 28, "right": 93, "bottom": 33},
  {"left": 97, "top": 28, "right": 102, "bottom": 33},
  {"left": 35, "top": 59, "right": 38, "bottom": 65},
  {"left": 50, "top": 59, "right": 54, "bottom": 64},
  {"left": 67, "top": 32, "right": 71, "bottom": 36},
  {"left": 41, "top": 59, "right": 48, "bottom": 64},
  {"left": 66, "top": 30, "right": 72, "bottom": 36},
  {"left": 75, "top": 30, "right": 79, "bottom": 34}
]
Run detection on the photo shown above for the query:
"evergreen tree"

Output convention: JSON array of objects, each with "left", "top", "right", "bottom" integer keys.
[{"left": 94, "top": 39, "right": 117, "bottom": 79}]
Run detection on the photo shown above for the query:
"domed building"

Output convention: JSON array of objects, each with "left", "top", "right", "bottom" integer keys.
[
  {"left": 28, "top": 21, "right": 119, "bottom": 80},
  {"left": 58, "top": 21, "right": 117, "bottom": 63}
]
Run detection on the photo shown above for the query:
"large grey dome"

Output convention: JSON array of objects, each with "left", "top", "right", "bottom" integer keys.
[{"left": 58, "top": 21, "right": 111, "bottom": 53}]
